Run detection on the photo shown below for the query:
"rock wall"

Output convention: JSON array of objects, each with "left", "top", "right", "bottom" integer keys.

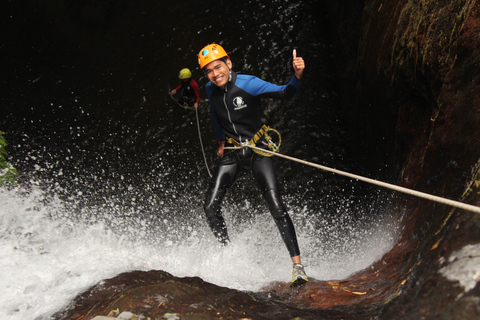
[
  {"left": 349, "top": 0, "right": 480, "bottom": 318},
  {"left": 358, "top": 0, "right": 480, "bottom": 190}
]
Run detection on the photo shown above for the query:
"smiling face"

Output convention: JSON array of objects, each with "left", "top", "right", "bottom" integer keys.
[{"left": 203, "top": 59, "right": 232, "bottom": 89}]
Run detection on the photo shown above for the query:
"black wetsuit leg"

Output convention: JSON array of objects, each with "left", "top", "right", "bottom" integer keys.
[
  {"left": 204, "top": 153, "right": 241, "bottom": 245},
  {"left": 251, "top": 155, "right": 300, "bottom": 257}
]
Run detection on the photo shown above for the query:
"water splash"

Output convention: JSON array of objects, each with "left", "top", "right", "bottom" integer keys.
[
  {"left": 1, "top": 2, "right": 401, "bottom": 319},
  {"left": 0, "top": 176, "right": 399, "bottom": 320}
]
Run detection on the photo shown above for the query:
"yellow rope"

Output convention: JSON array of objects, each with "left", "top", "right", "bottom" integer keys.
[{"left": 251, "top": 127, "right": 282, "bottom": 157}]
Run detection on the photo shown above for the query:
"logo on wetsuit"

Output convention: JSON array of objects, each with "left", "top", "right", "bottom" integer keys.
[{"left": 233, "top": 96, "right": 247, "bottom": 110}]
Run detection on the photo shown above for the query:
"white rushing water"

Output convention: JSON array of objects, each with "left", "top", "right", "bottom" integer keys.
[{"left": 1, "top": 182, "right": 399, "bottom": 320}]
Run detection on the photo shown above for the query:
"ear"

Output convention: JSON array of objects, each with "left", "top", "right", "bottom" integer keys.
[{"left": 226, "top": 58, "right": 233, "bottom": 69}]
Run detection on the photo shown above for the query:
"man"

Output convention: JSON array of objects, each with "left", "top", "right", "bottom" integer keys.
[
  {"left": 197, "top": 43, "right": 308, "bottom": 285},
  {"left": 170, "top": 68, "right": 200, "bottom": 108}
]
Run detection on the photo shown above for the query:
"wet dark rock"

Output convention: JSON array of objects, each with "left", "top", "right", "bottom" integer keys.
[
  {"left": 347, "top": 0, "right": 480, "bottom": 319},
  {"left": 53, "top": 270, "right": 331, "bottom": 320}
]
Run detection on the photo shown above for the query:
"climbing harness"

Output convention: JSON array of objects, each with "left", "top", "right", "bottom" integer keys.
[
  {"left": 168, "top": 86, "right": 196, "bottom": 110},
  {"left": 169, "top": 93, "right": 196, "bottom": 110},
  {"left": 226, "top": 124, "right": 282, "bottom": 157},
  {"left": 224, "top": 143, "right": 480, "bottom": 215}
]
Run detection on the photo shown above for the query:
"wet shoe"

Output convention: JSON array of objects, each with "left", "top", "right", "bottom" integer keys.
[{"left": 291, "top": 263, "right": 308, "bottom": 286}]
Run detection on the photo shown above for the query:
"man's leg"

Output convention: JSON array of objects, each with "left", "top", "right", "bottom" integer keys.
[
  {"left": 204, "top": 154, "right": 240, "bottom": 245},
  {"left": 251, "top": 156, "right": 300, "bottom": 257},
  {"left": 252, "top": 155, "right": 308, "bottom": 284}
]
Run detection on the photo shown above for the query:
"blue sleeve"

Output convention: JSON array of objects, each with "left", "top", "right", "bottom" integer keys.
[
  {"left": 236, "top": 74, "right": 301, "bottom": 100},
  {"left": 206, "top": 82, "right": 226, "bottom": 141}
]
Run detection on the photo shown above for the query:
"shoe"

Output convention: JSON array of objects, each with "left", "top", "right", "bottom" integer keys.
[
  {"left": 215, "top": 231, "right": 230, "bottom": 246},
  {"left": 291, "top": 263, "right": 308, "bottom": 286}
]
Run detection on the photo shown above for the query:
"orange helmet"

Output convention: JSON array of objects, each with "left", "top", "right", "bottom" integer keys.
[{"left": 198, "top": 44, "right": 230, "bottom": 69}]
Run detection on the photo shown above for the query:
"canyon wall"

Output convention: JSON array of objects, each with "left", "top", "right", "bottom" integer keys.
[{"left": 349, "top": 0, "right": 480, "bottom": 317}]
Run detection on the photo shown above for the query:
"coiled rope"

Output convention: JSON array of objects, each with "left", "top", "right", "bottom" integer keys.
[
  {"left": 251, "top": 127, "right": 282, "bottom": 157},
  {"left": 225, "top": 143, "right": 480, "bottom": 214}
]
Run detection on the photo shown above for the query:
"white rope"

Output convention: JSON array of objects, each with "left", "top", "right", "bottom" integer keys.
[
  {"left": 225, "top": 144, "right": 480, "bottom": 214},
  {"left": 169, "top": 86, "right": 210, "bottom": 177},
  {"left": 196, "top": 107, "right": 212, "bottom": 178}
]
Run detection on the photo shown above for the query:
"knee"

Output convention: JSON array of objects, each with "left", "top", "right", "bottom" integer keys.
[
  {"left": 204, "top": 202, "right": 217, "bottom": 219},
  {"left": 264, "top": 189, "right": 287, "bottom": 220},
  {"left": 204, "top": 192, "right": 224, "bottom": 219}
]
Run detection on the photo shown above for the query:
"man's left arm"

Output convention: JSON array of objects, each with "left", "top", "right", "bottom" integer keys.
[
  {"left": 245, "top": 49, "right": 305, "bottom": 100},
  {"left": 292, "top": 49, "right": 305, "bottom": 80}
]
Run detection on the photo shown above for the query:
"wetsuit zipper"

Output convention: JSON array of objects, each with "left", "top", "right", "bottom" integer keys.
[{"left": 222, "top": 85, "right": 245, "bottom": 157}]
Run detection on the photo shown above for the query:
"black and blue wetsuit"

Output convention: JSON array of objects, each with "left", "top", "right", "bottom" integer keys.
[{"left": 204, "top": 69, "right": 302, "bottom": 258}]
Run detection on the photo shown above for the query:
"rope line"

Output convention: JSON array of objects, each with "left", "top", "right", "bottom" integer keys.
[
  {"left": 196, "top": 107, "right": 212, "bottom": 178},
  {"left": 168, "top": 85, "right": 196, "bottom": 110},
  {"left": 225, "top": 144, "right": 480, "bottom": 214}
]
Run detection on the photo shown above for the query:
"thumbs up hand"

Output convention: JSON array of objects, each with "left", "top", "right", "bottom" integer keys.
[{"left": 292, "top": 49, "right": 305, "bottom": 80}]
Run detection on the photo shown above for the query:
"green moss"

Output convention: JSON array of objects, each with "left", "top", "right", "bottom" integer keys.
[
  {"left": 0, "top": 131, "right": 18, "bottom": 187},
  {"left": 389, "top": 0, "right": 477, "bottom": 85},
  {"left": 463, "top": 159, "right": 480, "bottom": 200}
]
